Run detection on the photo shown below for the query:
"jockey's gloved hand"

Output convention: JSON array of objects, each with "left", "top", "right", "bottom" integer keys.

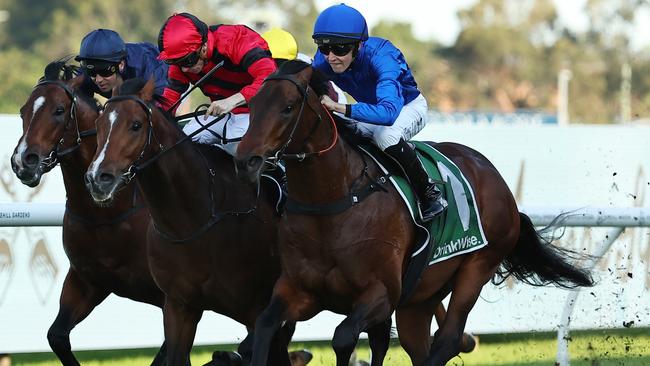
[
  {"left": 204, "top": 92, "right": 245, "bottom": 119},
  {"left": 320, "top": 95, "right": 346, "bottom": 114}
]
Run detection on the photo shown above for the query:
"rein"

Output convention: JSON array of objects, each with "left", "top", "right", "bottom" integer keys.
[
  {"left": 260, "top": 73, "right": 389, "bottom": 215},
  {"left": 151, "top": 147, "right": 257, "bottom": 244},
  {"left": 177, "top": 103, "right": 242, "bottom": 145},
  {"left": 104, "top": 95, "right": 229, "bottom": 185},
  {"left": 33, "top": 80, "right": 97, "bottom": 170},
  {"left": 102, "top": 94, "right": 257, "bottom": 243},
  {"left": 263, "top": 74, "right": 338, "bottom": 164}
]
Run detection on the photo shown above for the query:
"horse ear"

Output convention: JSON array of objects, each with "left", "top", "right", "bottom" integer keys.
[
  {"left": 139, "top": 78, "right": 156, "bottom": 102},
  {"left": 295, "top": 65, "right": 313, "bottom": 87},
  {"left": 309, "top": 67, "right": 332, "bottom": 98},
  {"left": 67, "top": 74, "right": 85, "bottom": 90}
]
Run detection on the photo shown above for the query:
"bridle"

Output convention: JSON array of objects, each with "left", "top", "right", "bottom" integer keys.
[
  {"left": 31, "top": 80, "right": 97, "bottom": 171},
  {"left": 103, "top": 95, "right": 162, "bottom": 185},
  {"left": 103, "top": 95, "right": 232, "bottom": 185},
  {"left": 262, "top": 74, "right": 338, "bottom": 165},
  {"left": 29, "top": 82, "right": 144, "bottom": 227},
  {"left": 101, "top": 94, "right": 256, "bottom": 243},
  {"left": 259, "top": 73, "right": 390, "bottom": 215}
]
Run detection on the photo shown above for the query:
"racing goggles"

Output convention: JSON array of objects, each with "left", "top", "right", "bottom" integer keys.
[
  {"left": 82, "top": 62, "right": 119, "bottom": 78},
  {"left": 164, "top": 50, "right": 200, "bottom": 67},
  {"left": 317, "top": 43, "right": 356, "bottom": 57}
]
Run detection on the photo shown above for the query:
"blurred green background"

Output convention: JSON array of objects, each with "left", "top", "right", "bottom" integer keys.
[{"left": 2, "top": 0, "right": 650, "bottom": 123}]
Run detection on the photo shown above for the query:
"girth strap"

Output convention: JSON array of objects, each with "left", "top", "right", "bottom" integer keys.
[{"left": 285, "top": 174, "right": 390, "bottom": 215}]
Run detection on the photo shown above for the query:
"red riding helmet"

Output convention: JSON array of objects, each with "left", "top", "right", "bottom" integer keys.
[{"left": 158, "top": 13, "right": 208, "bottom": 60}]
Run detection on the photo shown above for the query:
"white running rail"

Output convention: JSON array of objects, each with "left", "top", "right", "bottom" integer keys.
[{"left": 1, "top": 202, "right": 648, "bottom": 366}]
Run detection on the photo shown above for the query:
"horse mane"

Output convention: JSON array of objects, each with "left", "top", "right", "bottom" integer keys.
[
  {"left": 41, "top": 55, "right": 80, "bottom": 82},
  {"left": 39, "top": 56, "right": 101, "bottom": 112},
  {"left": 273, "top": 60, "right": 332, "bottom": 98}
]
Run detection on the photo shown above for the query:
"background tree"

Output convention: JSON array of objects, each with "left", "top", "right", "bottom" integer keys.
[{"left": 1, "top": 0, "right": 650, "bottom": 123}]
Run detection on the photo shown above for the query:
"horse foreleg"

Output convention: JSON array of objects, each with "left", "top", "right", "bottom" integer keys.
[
  {"left": 395, "top": 301, "right": 436, "bottom": 366},
  {"left": 366, "top": 317, "right": 392, "bottom": 366},
  {"left": 149, "top": 340, "right": 167, "bottom": 366},
  {"left": 433, "top": 303, "right": 477, "bottom": 353},
  {"left": 252, "top": 277, "right": 315, "bottom": 366},
  {"left": 48, "top": 269, "right": 109, "bottom": 366},
  {"left": 163, "top": 298, "right": 202, "bottom": 366},
  {"left": 332, "top": 285, "right": 393, "bottom": 366},
  {"left": 267, "top": 321, "right": 296, "bottom": 366},
  {"left": 425, "top": 258, "right": 499, "bottom": 366}
]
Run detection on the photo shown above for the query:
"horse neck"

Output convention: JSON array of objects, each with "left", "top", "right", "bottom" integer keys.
[
  {"left": 135, "top": 114, "right": 220, "bottom": 235},
  {"left": 285, "top": 113, "right": 365, "bottom": 204}
]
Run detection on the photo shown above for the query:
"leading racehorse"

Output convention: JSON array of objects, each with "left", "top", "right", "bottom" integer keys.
[
  {"left": 234, "top": 61, "right": 593, "bottom": 366},
  {"left": 83, "top": 78, "right": 296, "bottom": 366},
  {"left": 10, "top": 60, "right": 168, "bottom": 365}
]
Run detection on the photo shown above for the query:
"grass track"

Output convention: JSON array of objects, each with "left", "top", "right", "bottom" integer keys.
[{"left": 9, "top": 328, "right": 649, "bottom": 365}]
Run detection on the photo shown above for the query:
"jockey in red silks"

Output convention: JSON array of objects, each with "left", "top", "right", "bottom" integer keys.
[
  {"left": 157, "top": 12, "right": 277, "bottom": 155},
  {"left": 312, "top": 3, "right": 446, "bottom": 222}
]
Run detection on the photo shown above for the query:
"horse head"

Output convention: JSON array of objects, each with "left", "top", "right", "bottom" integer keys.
[
  {"left": 11, "top": 59, "right": 98, "bottom": 187},
  {"left": 85, "top": 78, "right": 168, "bottom": 205},
  {"left": 235, "top": 60, "right": 336, "bottom": 183}
]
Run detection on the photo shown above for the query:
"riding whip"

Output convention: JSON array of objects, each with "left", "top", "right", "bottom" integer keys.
[{"left": 166, "top": 60, "right": 225, "bottom": 114}]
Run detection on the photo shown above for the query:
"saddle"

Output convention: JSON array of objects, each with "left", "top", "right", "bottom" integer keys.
[{"left": 337, "top": 128, "right": 488, "bottom": 303}]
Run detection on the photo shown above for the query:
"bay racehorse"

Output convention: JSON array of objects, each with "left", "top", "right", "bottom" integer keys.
[
  {"left": 83, "top": 78, "right": 296, "bottom": 366},
  {"left": 234, "top": 61, "right": 593, "bottom": 366},
  {"left": 10, "top": 60, "right": 168, "bottom": 365}
]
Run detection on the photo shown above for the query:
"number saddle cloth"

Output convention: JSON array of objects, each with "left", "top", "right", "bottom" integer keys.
[{"left": 359, "top": 141, "right": 488, "bottom": 303}]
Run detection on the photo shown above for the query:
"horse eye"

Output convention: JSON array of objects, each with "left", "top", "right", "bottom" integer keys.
[
  {"left": 131, "top": 120, "right": 142, "bottom": 131},
  {"left": 282, "top": 105, "right": 294, "bottom": 114},
  {"left": 54, "top": 106, "right": 65, "bottom": 116}
]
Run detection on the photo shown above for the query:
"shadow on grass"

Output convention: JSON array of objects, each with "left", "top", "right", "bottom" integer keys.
[{"left": 11, "top": 343, "right": 239, "bottom": 364}]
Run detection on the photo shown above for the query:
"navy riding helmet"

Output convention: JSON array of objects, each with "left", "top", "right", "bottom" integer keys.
[
  {"left": 75, "top": 29, "right": 126, "bottom": 63},
  {"left": 312, "top": 3, "right": 368, "bottom": 44}
]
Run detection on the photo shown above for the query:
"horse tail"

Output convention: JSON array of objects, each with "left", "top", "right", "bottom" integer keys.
[{"left": 494, "top": 213, "right": 593, "bottom": 289}]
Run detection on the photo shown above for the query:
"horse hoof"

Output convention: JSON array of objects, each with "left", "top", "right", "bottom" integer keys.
[
  {"left": 460, "top": 333, "right": 479, "bottom": 353},
  {"left": 289, "top": 349, "right": 313, "bottom": 365},
  {"left": 206, "top": 351, "right": 242, "bottom": 366}
]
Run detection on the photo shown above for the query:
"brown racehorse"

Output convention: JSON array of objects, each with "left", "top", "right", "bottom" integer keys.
[
  {"left": 83, "top": 78, "right": 298, "bottom": 366},
  {"left": 10, "top": 61, "right": 168, "bottom": 365},
  {"left": 234, "top": 61, "right": 593, "bottom": 366}
]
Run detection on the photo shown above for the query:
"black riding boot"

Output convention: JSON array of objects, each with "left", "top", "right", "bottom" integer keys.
[{"left": 385, "top": 139, "right": 446, "bottom": 222}]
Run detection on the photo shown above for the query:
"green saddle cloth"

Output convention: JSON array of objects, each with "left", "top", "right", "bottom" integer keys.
[{"left": 366, "top": 141, "right": 488, "bottom": 265}]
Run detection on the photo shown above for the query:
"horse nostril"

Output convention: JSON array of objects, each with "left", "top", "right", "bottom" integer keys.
[
  {"left": 84, "top": 172, "right": 93, "bottom": 186},
  {"left": 24, "top": 153, "right": 39, "bottom": 168},
  {"left": 99, "top": 172, "right": 115, "bottom": 185}
]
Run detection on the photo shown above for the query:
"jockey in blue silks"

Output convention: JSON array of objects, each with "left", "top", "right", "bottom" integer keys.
[
  {"left": 312, "top": 3, "right": 446, "bottom": 222},
  {"left": 75, "top": 29, "right": 170, "bottom": 103}
]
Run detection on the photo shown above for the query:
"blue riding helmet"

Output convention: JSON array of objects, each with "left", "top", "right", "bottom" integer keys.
[
  {"left": 312, "top": 3, "right": 368, "bottom": 44},
  {"left": 75, "top": 29, "right": 127, "bottom": 63}
]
